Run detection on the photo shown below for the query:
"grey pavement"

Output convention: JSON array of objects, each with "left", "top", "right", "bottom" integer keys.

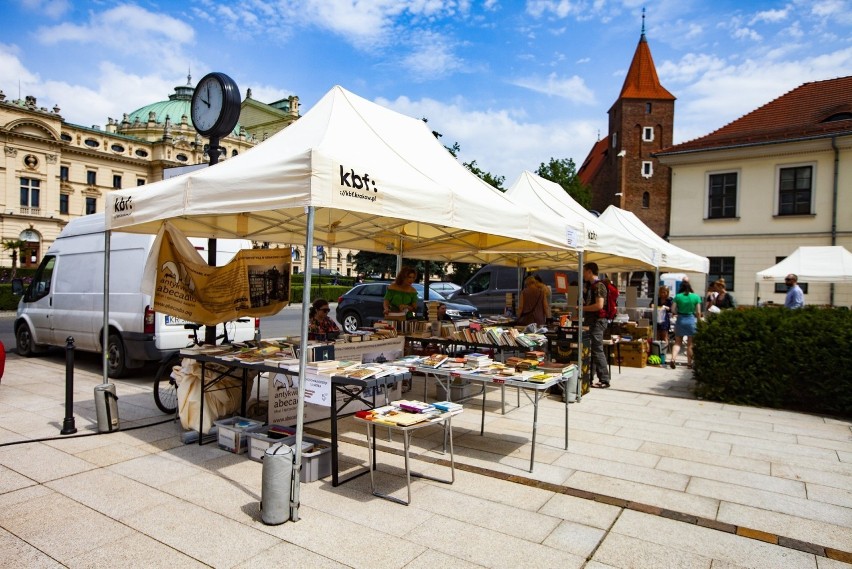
[{"left": 1, "top": 349, "right": 851, "bottom": 568}]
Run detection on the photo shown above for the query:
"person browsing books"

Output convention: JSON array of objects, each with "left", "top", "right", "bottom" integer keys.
[
  {"left": 384, "top": 266, "right": 419, "bottom": 317},
  {"left": 308, "top": 298, "right": 340, "bottom": 340},
  {"left": 517, "top": 276, "right": 549, "bottom": 326}
]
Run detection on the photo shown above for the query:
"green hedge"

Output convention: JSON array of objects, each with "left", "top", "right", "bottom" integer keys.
[
  {"left": 0, "top": 284, "right": 19, "bottom": 311},
  {"left": 289, "top": 285, "right": 350, "bottom": 304},
  {"left": 693, "top": 306, "right": 852, "bottom": 417}
]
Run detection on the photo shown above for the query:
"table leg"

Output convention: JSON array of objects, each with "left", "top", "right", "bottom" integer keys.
[
  {"left": 480, "top": 383, "right": 486, "bottom": 436},
  {"left": 404, "top": 430, "right": 412, "bottom": 505},
  {"left": 198, "top": 362, "right": 206, "bottom": 446},
  {"left": 529, "top": 388, "right": 540, "bottom": 472},
  {"left": 331, "top": 382, "right": 340, "bottom": 486}
]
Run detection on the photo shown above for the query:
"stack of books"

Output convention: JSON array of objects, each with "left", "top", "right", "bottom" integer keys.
[
  {"left": 464, "top": 353, "right": 493, "bottom": 369},
  {"left": 431, "top": 401, "right": 463, "bottom": 413},
  {"left": 396, "top": 400, "right": 437, "bottom": 414},
  {"left": 421, "top": 353, "right": 450, "bottom": 368},
  {"left": 425, "top": 301, "right": 443, "bottom": 321}
]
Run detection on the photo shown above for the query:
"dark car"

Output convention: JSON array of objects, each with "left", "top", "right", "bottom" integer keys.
[{"left": 335, "top": 283, "right": 479, "bottom": 333}]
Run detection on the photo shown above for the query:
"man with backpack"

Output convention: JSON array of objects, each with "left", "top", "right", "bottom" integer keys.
[{"left": 582, "top": 262, "right": 611, "bottom": 388}]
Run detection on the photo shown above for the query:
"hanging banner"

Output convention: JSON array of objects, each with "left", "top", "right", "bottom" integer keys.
[{"left": 150, "top": 225, "right": 291, "bottom": 325}]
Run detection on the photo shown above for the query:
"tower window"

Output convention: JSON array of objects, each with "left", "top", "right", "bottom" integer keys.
[
  {"left": 642, "top": 161, "right": 653, "bottom": 178},
  {"left": 642, "top": 192, "right": 650, "bottom": 208},
  {"left": 643, "top": 127, "right": 654, "bottom": 142},
  {"left": 612, "top": 132, "right": 618, "bottom": 149},
  {"left": 646, "top": 103, "right": 652, "bottom": 113}
]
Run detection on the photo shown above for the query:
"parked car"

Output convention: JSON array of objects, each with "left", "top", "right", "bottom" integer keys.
[
  {"left": 427, "top": 281, "right": 461, "bottom": 296},
  {"left": 336, "top": 283, "right": 479, "bottom": 333}
]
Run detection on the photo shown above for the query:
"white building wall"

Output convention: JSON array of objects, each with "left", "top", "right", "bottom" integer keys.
[{"left": 666, "top": 136, "right": 851, "bottom": 307}]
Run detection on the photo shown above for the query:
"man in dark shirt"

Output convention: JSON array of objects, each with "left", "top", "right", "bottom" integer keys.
[{"left": 582, "top": 262, "right": 611, "bottom": 388}]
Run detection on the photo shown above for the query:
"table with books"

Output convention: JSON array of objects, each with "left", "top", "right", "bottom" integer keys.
[
  {"left": 395, "top": 353, "right": 577, "bottom": 473},
  {"left": 326, "top": 364, "right": 413, "bottom": 487},
  {"left": 177, "top": 342, "right": 300, "bottom": 444},
  {"left": 353, "top": 399, "right": 462, "bottom": 505}
]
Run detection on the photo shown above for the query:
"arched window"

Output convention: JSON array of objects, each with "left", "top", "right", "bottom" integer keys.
[
  {"left": 642, "top": 191, "right": 650, "bottom": 208},
  {"left": 346, "top": 252, "right": 353, "bottom": 263},
  {"left": 291, "top": 248, "right": 301, "bottom": 261},
  {"left": 337, "top": 251, "right": 342, "bottom": 263}
]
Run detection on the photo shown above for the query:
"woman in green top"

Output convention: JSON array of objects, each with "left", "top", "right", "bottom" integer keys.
[
  {"left": 671, "top": 281, "right": 702, "bottom": 369},
  {"left": 384, "top": 266, "right": 419, "bottom": 317}
]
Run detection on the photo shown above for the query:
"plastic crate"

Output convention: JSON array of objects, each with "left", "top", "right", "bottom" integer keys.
[
  {"left": 247, "top": 425, "right": 297, "bottom": 462},
  {"left": 214, "top": 416, "right": 263, "bottom": 454}
]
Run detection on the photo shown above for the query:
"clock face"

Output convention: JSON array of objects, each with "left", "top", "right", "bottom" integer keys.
[{"left": 192, "top": 77, "right": 225, "bottom": 133}]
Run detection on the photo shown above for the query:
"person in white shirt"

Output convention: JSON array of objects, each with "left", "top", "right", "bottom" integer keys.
[{"left": 784, "top": 274, "right": 804, "bottom": 309}]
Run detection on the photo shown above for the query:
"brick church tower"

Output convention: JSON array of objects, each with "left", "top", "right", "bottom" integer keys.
[{"left": 578, "top": 23, "right": 675, "bottom": 237}]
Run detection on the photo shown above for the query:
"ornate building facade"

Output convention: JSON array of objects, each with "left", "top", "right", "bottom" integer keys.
[{"left": 0, "top": 78, "right": 359, "bottom": 276}]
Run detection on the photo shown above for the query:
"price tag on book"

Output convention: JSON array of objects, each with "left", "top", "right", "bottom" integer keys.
[
  {"left": 450, "top": 372, "right": 461, "bottom": 378},
  {"left": 491, "top": 378, "right": 505, "bottom": 384}
]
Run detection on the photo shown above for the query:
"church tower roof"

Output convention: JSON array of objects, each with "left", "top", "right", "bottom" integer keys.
[{"left": 617, "top": 31, "right": 675, "bottom": 101}]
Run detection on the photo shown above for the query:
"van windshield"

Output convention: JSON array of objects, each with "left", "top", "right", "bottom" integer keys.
[{"left": 467, "top": 272, "right": 490, "bottom": 294}]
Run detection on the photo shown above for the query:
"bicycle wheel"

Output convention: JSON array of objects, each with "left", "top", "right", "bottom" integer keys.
[{"left": 153, "top": 354, "right": 181, "bottom": 414}]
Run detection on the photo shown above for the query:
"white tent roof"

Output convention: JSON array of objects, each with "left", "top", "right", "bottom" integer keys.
[
  {"left": 598, "top": 206, "right": 710, "bottom": 273},
  {"left": 503, "top": 171, "right": 658, "bottom": 271},
  {"left": 105, "top": 86, "right": 571, "bottom": 263},
  {"left": 756, "top": 246, "right": 852, "bottom": 283}
]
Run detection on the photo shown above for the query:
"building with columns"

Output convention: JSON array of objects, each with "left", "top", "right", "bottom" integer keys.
[{"left": 0, "top": 77, "right": 359, "bottom": 276}]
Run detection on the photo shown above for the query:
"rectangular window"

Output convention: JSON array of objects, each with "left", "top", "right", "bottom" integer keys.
[
  {"left": 612, "top": 132, "right": 618, "bottom": 148},
  {"left": 641, "top": 161, "right": 653, "bottom": 177},
  {"left": 60, "top": 166, "right": 69, "bottom": 181},
  {"left": 59, "top": 194, "right": 70, "bottom": 214},
  {"left": 85, "top": 197, "right": 97, "bottom": 215},
  {"left": 773, "top": 256, "right": 809, "bottom": 294},
  {"left": 708, "top": 172, "right": 737, "bottom": 218},
  {"left": 112, "top": 174, "right": 122, "bottom": 189},
  {"left": 778, "top": 165, "right": 812, "bottom": 215},
  {"left": 709, "top": 257, "right": 735, "bottom": 291},
  {"left": 645, "top": 102, "right": 652, "bottom": 113},
  {"left": 642, "top": 127, "right": 654, "bottom": 141},
  {"left": 19, "top": 178, "right": 40, "bottom": 207},
  {"left": 87, "top": 171, "right": 97, "bottom": 186},
  {"left": 137, "top": 178, "right": 145, "bottom": 186}
]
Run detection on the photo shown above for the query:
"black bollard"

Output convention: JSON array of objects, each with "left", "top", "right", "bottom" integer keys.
[{"left": 60, "top": 336, "right": 77, "bottom": 435}]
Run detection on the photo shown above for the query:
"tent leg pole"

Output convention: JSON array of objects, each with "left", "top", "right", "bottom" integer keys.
[{"left": 291, "top": 206, "right": 316, "bottom": 522}]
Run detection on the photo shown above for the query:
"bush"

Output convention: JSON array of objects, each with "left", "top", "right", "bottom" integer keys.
[
  {"left": 693, "top": 307, "right": 852, "bottom": 417},
  {"left": 0, "top": 284, "right": 20, "bottom": 311},
  {"left": 289, "top": 285, "right": 350, "bottom": 304}
]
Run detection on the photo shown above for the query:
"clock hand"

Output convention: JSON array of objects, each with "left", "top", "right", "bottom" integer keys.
[{"left": 200, "top": 97, "right": 210, "bottom": 107}]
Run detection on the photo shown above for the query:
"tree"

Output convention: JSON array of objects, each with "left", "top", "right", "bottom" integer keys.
[
  {"left": 536, "top": 157, "right": 591, "bottom": 208},
  {"left": 2, "top": 239, "right": 27, "bottom": 276},
  {"left": 463, "top": 160, "right": 505, "bottom": 191}
]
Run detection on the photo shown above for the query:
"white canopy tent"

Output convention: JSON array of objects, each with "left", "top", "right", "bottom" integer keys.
[
  {"left": 598, "top": 206, "right": 709, "bottom": 336},
  {"left": 755, "top": 246, "right": 852, "bottom": 306},
  {"left": 105, "top": 85, "right": 580, "bottom": 521},
  {"left": 598, "top": 206, "right": 709, "bottom": 274},
  {"left": 504, "top": 171, "right": 658, "bottom": 271}
]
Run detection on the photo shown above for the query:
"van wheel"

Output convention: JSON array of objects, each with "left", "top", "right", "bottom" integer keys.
[
  {"left": 341, "top": 312, "right": 361, "bottom": 333},
  {"left": 15, "top": 323, "right": 37, "bottom": 357},
  {"left": 107, "top": 333, "right": 128, "bottom": 378}
]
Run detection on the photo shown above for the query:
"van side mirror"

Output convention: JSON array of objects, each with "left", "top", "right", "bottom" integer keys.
[{"left": 11, "top": 278, "right": 24, "bottom": 296}]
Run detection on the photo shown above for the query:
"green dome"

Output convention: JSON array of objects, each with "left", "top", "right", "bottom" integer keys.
[{"left": 126, "top": 84, "right": 241, "bottom": 136}]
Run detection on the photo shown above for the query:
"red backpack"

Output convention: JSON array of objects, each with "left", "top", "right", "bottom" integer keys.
[{"left": 599, "top": 281, "right": 619, "bottom": 320}]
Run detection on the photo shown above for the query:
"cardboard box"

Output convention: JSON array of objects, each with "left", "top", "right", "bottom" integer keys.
[
  {"left": 619, "top": 340, "right": 648, "bottom": 353},
  {"left": 214, "top": 416, "right": 263, "bottom": 454},
  {"left": 621, "top": 352, "right": 647, "bottom": 368}
]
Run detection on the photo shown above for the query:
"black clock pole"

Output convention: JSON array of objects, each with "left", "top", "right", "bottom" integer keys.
[{"left": 204, "top": 136, "right": 221, "bottom": 345}]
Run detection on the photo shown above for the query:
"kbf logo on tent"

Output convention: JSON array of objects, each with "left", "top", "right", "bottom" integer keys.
[{"left": 333, "top": 164, "right": 382, "bottom": 206}]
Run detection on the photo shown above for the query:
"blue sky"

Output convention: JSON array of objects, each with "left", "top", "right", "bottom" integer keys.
[{"left": 2, "top": 0, "right": 851, "bottom": 182}]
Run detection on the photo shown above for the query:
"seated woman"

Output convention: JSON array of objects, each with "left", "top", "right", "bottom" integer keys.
[
  {"left": 308, "top": 298, "right": 340, "bottom": 340},
  {"left": 383, "top": 266, "right": 419, "bottom": 317}
]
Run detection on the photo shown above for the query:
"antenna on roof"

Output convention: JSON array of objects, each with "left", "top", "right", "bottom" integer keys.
[{"left": 641, "top": 7, "right": 646, "bottom": 37}]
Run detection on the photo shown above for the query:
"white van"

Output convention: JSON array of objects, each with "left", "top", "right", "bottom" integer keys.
[{"left": 14, "top": 213, "right": 258, "bottom": 377}]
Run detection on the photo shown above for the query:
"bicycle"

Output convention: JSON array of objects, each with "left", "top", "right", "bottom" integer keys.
[{"left": 153, "top": 320, "right": 250, "bottom": 414}]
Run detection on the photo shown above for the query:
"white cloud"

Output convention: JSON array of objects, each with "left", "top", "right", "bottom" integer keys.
[
  {"left": 658, "top": 53, "right": 727, "bottom": 84},
  {"left": 525, "top": 0, "right": 579, "bottom": 18},
  {"left": 377, "top": 94, "right": 599, "bottom": 179},
  {"left": 672, "top": 46, "right": 852, "bottom": 144},
  {"left": 750, "top": 7, "right": 789, "bottom": 24},
  {"left": 510, "top": 73, "right": 596, "bottom": 105},
  {"left": 21, "top": 0, "right": 70, "bottom": 19},
  {"left": 733, "top": 27, "right": 762, "bottom": 41},
  {"left": 34, "top": 4, "right": 194, "bottom": 75},
  {"left": 400, "top": 31, "right": 465, "bottom": 80}
]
